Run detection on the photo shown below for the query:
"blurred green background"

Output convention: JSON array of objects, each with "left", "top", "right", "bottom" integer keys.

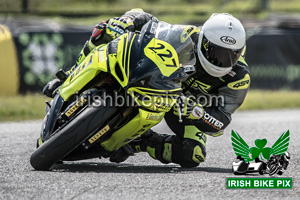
[
  {"left": 1, "top": 0, "right": 300, "bottom": 121},
  {"left": 1, "top": 0, "right": 300, "bottom": 25}
]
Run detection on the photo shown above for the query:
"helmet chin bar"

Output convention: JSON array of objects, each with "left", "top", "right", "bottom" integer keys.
[{"left": 197, "top": 31, "right": 232, "bottom": 77}]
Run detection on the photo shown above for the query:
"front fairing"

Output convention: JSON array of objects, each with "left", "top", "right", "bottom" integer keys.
[
  {"left": 127, "top": 21, "right": 196, "bottom": 91},
  {"left": 122, "top": 21, "right": 196, "bottom": 112},
  {"left": 58, "top": 44, "right": 109, "bottom": 101}
]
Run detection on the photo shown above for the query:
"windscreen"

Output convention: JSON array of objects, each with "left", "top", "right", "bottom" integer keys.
[{"left": 154, "top": 22, "right": 196, "bottom": 67}]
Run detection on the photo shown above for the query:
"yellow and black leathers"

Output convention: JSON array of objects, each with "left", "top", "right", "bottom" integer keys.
[
  {"left": 182, "top": 29, "right": 250, "bottom": 136},
  {"left": 133, "top": 28, "right": 250, "bottom": 167},
  {"left": 63, "top": 9, "right": 250, "bottom": 168}
]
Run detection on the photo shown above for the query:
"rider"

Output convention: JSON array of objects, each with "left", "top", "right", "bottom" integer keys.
[{"left": 43, "top": 9, "right": 250, "bottom": 168}]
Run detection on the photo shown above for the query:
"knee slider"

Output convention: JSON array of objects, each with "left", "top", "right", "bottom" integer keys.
[{"left": 179, "top": 139, "right": 206, "bottom": 168}]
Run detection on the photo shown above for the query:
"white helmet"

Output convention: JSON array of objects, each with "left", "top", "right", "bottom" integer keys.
[{"left": 197, "top": 13, "right": 246, "bottom": 77}]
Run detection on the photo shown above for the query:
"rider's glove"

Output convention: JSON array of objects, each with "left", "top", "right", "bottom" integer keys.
[
  {"left": 178, "top": 95, "right": 195, "bottom": 116},
  {"left": 42, "top": 78, "right": 62, "bottom": 98},
  {"left": 174, "top": 95, "right": 205, "bottom": 122},
  {"left": 174, "top": 95, "right": 195, "bottom": 116},
  {"left": 106, "top": 17, "right": 134, "bottom": 39},
  {"left": 90, "top": 20, "right": 107, "bottom": 44},
  {"left": 76, "top": 21, "right": 107, "bottom": 66}
]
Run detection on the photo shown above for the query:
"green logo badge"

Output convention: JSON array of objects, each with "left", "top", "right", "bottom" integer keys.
[
  {"left": 231, "top": 130, "right": 291, "bottom": 176},
  {"left": 231, "top": 130, "right": 290, "bottom": 162}
]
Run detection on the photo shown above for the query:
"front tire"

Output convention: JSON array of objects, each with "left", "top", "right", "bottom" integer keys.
[{"left": 30, "top": 98, "right": 118, "bottom": 171}]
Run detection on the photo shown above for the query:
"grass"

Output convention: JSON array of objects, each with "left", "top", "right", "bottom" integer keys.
[
  {"left": 239, "top": 90, "right": 300, "bottom": 110},
  {"left": 0, "top": 90, "right": 300, "bottom": 122},
  {"left": 0, "top": 94, "right": 50, "bottom": 121},
  {"left": 2, "top": 0, "right": 300, "bottom": 25}
]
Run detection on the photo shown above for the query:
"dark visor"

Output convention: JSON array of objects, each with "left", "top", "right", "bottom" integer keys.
[{"left": 201, "top": 35, "right": 244, "bottom": 68}]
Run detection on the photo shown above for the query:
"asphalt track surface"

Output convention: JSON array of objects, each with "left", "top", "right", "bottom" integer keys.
[{"left": 0, "top": 109, "right": 299, "bottom": 200}]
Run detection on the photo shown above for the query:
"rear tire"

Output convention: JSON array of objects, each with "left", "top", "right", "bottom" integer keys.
[{"left": 30, "top": 98, "right": 118, "bottom": 171}]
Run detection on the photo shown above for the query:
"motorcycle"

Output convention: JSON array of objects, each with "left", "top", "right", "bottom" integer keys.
[{"left": 30, "top": 21, "right": 196, "bottom": 170}]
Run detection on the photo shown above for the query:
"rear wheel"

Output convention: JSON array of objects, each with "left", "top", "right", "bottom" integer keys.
[{"left": 30, "top": 97, "right": 118, "bottom": 171}]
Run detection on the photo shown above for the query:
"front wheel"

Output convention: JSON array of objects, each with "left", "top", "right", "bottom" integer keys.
[{"left": 30, "top": 98, "right": 118, "bottom": 171}]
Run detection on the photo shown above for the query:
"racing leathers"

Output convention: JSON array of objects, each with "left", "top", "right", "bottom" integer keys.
[{"left": 47, "top": 9, "right": 250, "bottom": 168}]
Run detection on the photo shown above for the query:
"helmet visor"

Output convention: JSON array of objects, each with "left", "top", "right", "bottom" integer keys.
[{"left": 201, "top": 35, "right": 244, "bottom": 68}]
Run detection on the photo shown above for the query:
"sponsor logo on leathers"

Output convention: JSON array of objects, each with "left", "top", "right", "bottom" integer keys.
[
  {"left": 191, "top": 106, "right": 204, "bottom": 119},
  {"left": 228, "top": 74, "right": 250, "bottom": 90},
  {"left": 191, "top": 80, "right": 211, "bottom": 93},
  {"left": 202, "top": 111, "right": 224, "bottom": 130}
]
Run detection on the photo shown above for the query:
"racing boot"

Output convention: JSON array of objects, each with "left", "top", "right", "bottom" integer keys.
[
  {"left": 129, "top": 129, "right": 164, "bottom": 152},
  {"left": 109, "top": 144, "right": 134, "bottom": 163},
  {"left": 109, "top": 129, "right": 168, "bottom": 163},
  {"left": 129, "top": 129, "right": 171, "bottom": 164}
]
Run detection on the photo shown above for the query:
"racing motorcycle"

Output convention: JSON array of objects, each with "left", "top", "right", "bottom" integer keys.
[{"left": 30, "top": 21, "right": 196, "bottom": 170}]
